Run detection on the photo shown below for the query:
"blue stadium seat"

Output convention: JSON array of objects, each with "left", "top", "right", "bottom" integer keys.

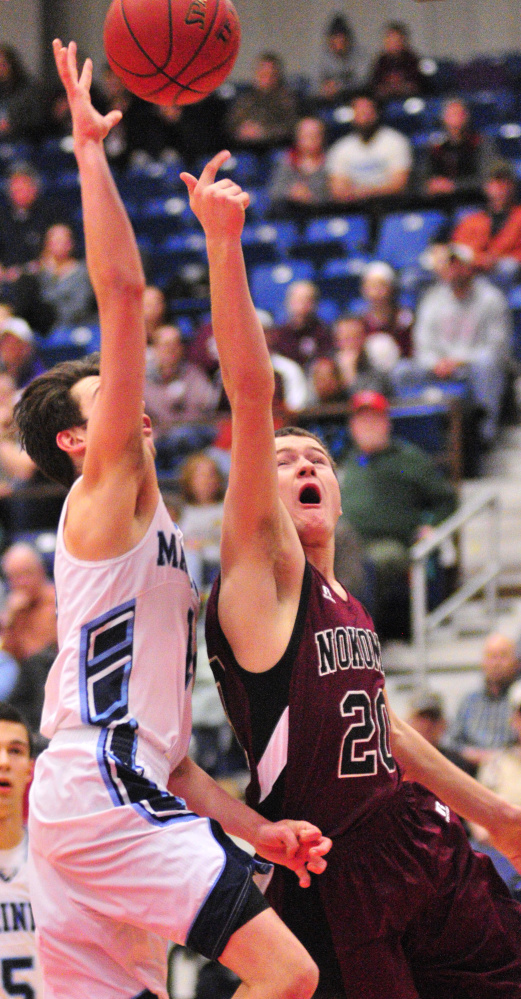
[
  {"left": 374, "top": 210, "right": 448, "bottom": 270},
  {"left": 244, "top": 187, "right": 270, "bottom": 221},
  {"left": 382, "top": 97, "right": 442, "bottom": 136},
  {"left": 32, "top": 137, "right": 76, "bottom": 176},
  {"left": 36, "top": 323, "right": 100, "bottom": 365},
  {"left": 317, "top": 103, "right": 354, "bottom": 143},
  {"left": 249, "top": 260, "right": 316, "bottom": 323},
  {"left": 161, "top": 231, "right": 207, "bottom": 264},
  {"left": 212, "top": 151, "right": 266, "bottom": 186},
  {"left": 486, "top": 122, "right": 521, "bottom": 160},
  {"left": 317, "top": 257, "right": 369, "bottom": 308},
  {"left": 43, "top": 169, "right": 82, "bottom": 211},
  {"left": 241, "top": 221, "right": 297, "bottom": 265},
  {"left": 418, "top": 57, "right": 458, "bottom": 95},
  {"left": 316, "top": 298, "right": 341, "bottom": 324},
  {"left": 466, "top": 89, "right": 517, "bottom": 128},
  {"left": 134, "top": 195, "right": 193, "bottom": 242},
  {"left": 294, "top": 215, "right": 370, "bottom": 265}
]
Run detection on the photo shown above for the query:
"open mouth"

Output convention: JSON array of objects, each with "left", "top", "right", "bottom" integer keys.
[
  {"left": 0, "top": 781, "right": 11, "bottom": 790},
  {"left": 299, "top": 484, "right": 321, "bottom": 505}
]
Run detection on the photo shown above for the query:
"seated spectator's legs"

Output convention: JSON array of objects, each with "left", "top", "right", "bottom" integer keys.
[{"left": 467, "top": 351, "right": 506, "bottom": 444}]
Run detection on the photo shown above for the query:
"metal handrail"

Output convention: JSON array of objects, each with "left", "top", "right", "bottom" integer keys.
[{"left": 409, "top": 488, "right": 501, "bottom": 685}]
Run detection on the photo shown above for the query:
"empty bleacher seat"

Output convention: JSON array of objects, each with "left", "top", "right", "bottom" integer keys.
[
  {"left": 36, "top": 323, "right": 100, "bottom": 366},
  {"left": 317, "top": 257, "right": 368, "bottom": 308},
  {"left": 382, "top": 97, "right": 442, "bottom": 136},
  {"left": 374, "top": 210, "right": 448, "bottom": 270},
  {"left": 241, "top": 221, "right": 297, "bottom": 265},
  {"left": 134, "top": 195, "right": 193, "bottom": 241},
  {"left": 293, "top": 215, "right": 370, "bottom": 265},
  {"left": 249, "top": 260, "right": 316, "bottom": 323}
]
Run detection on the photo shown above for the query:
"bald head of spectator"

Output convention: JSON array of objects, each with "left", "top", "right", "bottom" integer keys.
[
  {"left": 481, "top": 633, "right": 519, "bottom": 697},
  {"left": 2, "top": 543, "right": 48, "bottom": 606}
]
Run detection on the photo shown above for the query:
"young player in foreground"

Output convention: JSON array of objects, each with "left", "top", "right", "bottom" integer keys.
[
  {"left": 181, "top": 153, "right": 521, "bottom": 998},
  {"left": 15, "top": 42, "right": 330, "bottom": 999}
]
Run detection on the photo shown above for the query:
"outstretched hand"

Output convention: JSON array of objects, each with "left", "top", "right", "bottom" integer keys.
[
  {"left": 254, "top": 820, "right": 332, "bottom": 888},
  {"left": 53, "top": 39, "right": 122, "bottom": 147},
  {"left": 181, "top": 151, "right": 250, "bottom": 239}
]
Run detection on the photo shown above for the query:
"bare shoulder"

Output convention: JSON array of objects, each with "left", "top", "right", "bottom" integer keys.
[{"left": 63, "top": 462, "right": 159, "bottom": 561}]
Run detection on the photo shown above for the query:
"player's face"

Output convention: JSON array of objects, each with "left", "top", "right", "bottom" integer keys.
[
  {"left": 71, "top": 375, "right": 155, "bottom": 455},
  {"left": 0, "top": 722, "right": 32, "bottom": 817},
  {"left": 275, "top": 435, "right": 341, "bottom": 543}
]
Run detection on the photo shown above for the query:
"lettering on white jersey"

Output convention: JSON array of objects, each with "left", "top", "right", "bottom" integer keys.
[
  {"left": 0, "top": 902, "right": 35, "bottom": 934},
  {"left": 322, "top": 585, "right": 335, "bottom": 603},
  {"left": 315, "top": 627, "right": 383, "bottom": 676},
  {"left": 157, "top": 531, "right": 188, "bottom": 573}
]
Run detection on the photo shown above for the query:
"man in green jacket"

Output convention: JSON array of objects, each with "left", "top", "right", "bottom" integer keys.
[{"left": 338, "top": 389, "right": 457, "bottom": 638}]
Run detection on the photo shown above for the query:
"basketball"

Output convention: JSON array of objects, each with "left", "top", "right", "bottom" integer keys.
[{"left": 103, "top": 0, "right": 241, "bottom": 106}]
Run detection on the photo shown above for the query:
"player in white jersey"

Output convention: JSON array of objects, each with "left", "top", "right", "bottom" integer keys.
[
  {"left": 0, "top": 705, "right": 43, "bottom": 999},
  {"left": 14, "top": 41, "right": 330, "bottom": 999}
]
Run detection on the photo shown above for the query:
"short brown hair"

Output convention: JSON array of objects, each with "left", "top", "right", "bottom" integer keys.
[
  {"left": 274, "top": 425, "right": 336, "bottom": 468},
  {"left": 15, "top": 353, "right": 100, "bottom": 489}
]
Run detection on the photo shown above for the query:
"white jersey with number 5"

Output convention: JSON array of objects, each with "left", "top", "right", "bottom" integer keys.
[{"left": 0, "top": 832, "right": 43, "bottom": 999}]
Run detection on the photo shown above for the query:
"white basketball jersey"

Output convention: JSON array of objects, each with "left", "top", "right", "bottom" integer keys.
[
  {"left": 0, "top": 832, "right": 43, "bottom": 999},
  {"left": 41, "top": 487, "right": 199, "bottom": 775}
]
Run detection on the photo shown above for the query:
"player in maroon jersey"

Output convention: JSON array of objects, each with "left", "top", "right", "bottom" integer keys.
[{"left": 182, "top": 152, "right": 521, "bottom": 999}]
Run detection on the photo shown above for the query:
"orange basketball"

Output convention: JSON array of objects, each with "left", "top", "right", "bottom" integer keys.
[{"left": 103, "top": 0, "right": 241, "bottom": 106}]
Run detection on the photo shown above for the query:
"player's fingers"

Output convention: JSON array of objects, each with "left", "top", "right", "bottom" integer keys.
[
  {"left": 179, "top": 172, "right": 198, "bottom": 196},
  {"left": 197, "top": 150, "right": 231, "bottom": 188},
  {"left": 294, "top": 864, "right": 311, "bottom": 888},
  {"left": 66, "top": 41, "right": 79, "bottom": 86},
  {"left": 103, "top": 109, "right": 123, "bottom": 134},
  {"left": 309, "top": 837, "right": 333, "bottom": 857},
  {"left": 305, "top": 856, "right": 328, "bottom": 875},
  {"left": 80, "top": 56, "right": 93, "bottom": 92},
  {"left": 52, "top": 39, "right": 68, "bottom": 82}
]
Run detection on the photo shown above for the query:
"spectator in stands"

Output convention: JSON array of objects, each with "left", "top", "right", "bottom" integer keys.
[
  {"left": 420, "top": 97, "right": 496, "bottom": 202},
  {"left": 308, "top": 355, "right": 349, "bottom": 406},
  {"left": 178, "top": 452, "right": 226, "bottom": 595},
  {"left": 0, "top": 44, "right": 44, "bottom": 141},
  {"left": 143, "top": 284, "right": 169, "bottom": 347},
  {"left": 332, "top": 314, "right": 367, "bottom": 390},
  {"left": 326, "top": 94, "right": 412, "bottom": 204},
  {"left": 369, "top": 22, "right": 424, "bottom": 102},
  {"left": 406, "top": 689, "right": 477, "bottom": 777},
  {"left": 268, "top": 116, "right": 330, "bottom": 217},
  {"left": 97, "top": 63, "right": 151, "bottom": 169},
  {"left": 451, "top": 160, "right": 521, "bottom": 278},
  {"left": 132, "top": 95, "right": 228, "bottom": 170},
  {"left": 360, "top": 260, "right": 413, "bottom": 358},
  {"left": 144, "top": 323, "right": 218, "bottom": 474},
  {"left": 315, "top": 13, "right": 369, "bottom": 103},
  {"left": 0, "top": 162, "right": 61, "bottom": 281},
  {"left": 0, "top": 372, "right": 35, "bottom": 494},
  {"left": 0, "top": 317, "right": 44, "bottom": 391},
  {"left": 469, "top": 678, "right": 521, "bottom": 898},
  {"left": 447, "top": 632, "right": 521, "bottom": 767},
  {"left": 225, "top": 52, "right": 299, "bottom": 150},
  {"left": 27, "top": 223, "right": 95, "bottom": 336},
  {"left": 261, "top": 310, "right": 309, "bottom": 413},
  {"left": 338, "top": 388, "right": 457, "bottom": 637},
  {"left": 411, "top": 242, "right": 512, "bottom": 446},
  {"left": 0, "top": 542, "right": 57, "bottom": 734},
  {"left": 273, "top": 280, "right": 333, "bottom": 368}
]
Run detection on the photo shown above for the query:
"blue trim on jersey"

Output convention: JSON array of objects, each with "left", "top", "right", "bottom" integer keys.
[
  {"left": 186, "top": 818, "right": 272, "bottom": 961},
  {"left": 97, "top": 725, "right": 199, "bottom": 827},
  {"left": 79, "top": 600, "right": 136, "bottom": 726}
]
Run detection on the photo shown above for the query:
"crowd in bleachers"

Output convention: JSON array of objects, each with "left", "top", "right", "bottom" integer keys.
[{"left": 0, "top": 17, "right": 520, "bottom": 762}]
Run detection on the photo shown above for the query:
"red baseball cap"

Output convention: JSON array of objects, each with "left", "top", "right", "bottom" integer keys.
[{"left": 349, "top": 389, "right": 389, "bottom": 414}]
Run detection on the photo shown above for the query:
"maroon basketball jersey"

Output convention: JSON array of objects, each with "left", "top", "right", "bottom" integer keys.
[{"left": 206, "top": 561, "right": 401, "bottom": 837}]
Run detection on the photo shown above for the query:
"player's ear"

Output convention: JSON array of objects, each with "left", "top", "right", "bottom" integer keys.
[{"left": 56, "top": 425, "right": 87, "bottom": 455}]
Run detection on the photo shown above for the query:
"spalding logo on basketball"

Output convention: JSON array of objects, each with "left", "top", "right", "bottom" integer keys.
[{"left": 103, "top": 0, "right": 241, "bottom": 105}]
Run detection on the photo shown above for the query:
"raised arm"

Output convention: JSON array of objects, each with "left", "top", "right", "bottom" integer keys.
[
  {"left": 53, "top": 41, "right": 147, "bottom": 485},
  {"left": 388, "top": 700, "right": 521, "bottom": 872},
  {"left": 181, "top": 155, "right": 304, "bottom": 668}
]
